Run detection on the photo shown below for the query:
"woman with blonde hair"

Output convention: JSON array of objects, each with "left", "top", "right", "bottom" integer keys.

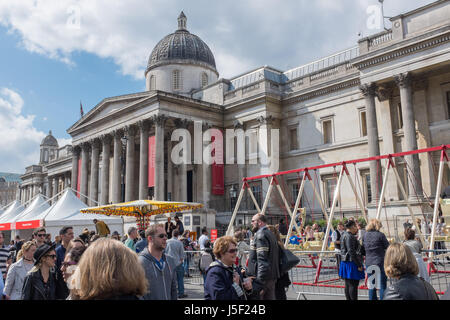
[
  {"left": 362, "top": 218, "right": 390, "bottom": 300},
  {"left": 383, "top": 243, "right": 438, "bottom": 300},
  {"left": 3, "top": 241, "right": 36, "bottom": 300},
  {"left": 70, "top": 238, "right": 147, "bottom": 300}
]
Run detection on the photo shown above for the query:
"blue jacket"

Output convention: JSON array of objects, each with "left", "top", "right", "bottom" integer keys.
[
  {"left": 204, "top": 261, "right": 245, "bottom": 300},
  {"left": 362, "top": 230, "right": 389, "bottom": 267},
  {"left": 135, "top": 239, "right": 148, "bottom": 253}
]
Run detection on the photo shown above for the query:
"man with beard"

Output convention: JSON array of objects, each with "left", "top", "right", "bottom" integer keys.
[
  {"left": 247, "top": 213, "right": 280, "bottom": 300},
  {"left": 138, "top": 224, "right": 178, "bottom": 300}
]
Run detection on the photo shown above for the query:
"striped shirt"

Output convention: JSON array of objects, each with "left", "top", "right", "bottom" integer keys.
[{"left": 0, "top": 245, "right": 10, "bottom": 277}]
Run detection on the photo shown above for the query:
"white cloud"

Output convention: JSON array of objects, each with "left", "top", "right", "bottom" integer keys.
[
  {"left": 0, "top": 0, "right": 435, "bottom": 81},
  {"left": 0, "top": 88, "right": 69, "bottom": 173}
]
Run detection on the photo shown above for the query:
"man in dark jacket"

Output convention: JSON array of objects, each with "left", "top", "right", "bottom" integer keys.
[{"left": 247, "top": 213, "right": 280, "bottom": 300}]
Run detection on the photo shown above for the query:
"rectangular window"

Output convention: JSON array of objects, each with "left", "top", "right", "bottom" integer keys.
[
  {"left": 361, "top": 171, "right": 372, "bottom": 204},
  {"left": 250, "top": 182, "right": 262, "bottom": 209},
  {"left": 323, "top": 176, "right": 339, "bottom": 208},
  {"left": 360, "top": 111, "right": 367, "bottom": 137},
  {"left": 289, "top": 127, "right": 298, "bottom": 151},
  {"left": 322, "top": 120, "right": 333, "bottom": 144},
  {"left": 292, "top": 183, "right": 303, "bottom": 208}
]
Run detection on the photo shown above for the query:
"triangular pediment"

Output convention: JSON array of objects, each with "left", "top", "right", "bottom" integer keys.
[{"left": 67, "top": 92, "right": 155, "bottom": 133}]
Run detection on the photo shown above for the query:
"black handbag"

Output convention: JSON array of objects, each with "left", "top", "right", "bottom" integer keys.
[{"left": 279, "top": 245, "right": 300, "bottom": 274}]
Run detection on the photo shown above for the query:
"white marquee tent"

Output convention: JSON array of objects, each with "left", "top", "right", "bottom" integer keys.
[
  {"left": 43, "top": 189, "right": 123, "bottom": 239},
  {"left": 13, "top": 194, "right": 51, "bottom": 239},
  {"left": 0, "top": 201, "right": 25, "bottom": 232}
]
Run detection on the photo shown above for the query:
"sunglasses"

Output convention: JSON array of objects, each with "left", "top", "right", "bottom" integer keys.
[
  {"left": 45, "top": 254, "right": 57, "bottom": 259},
  {"left": 157, "top": 234, "right": 168, "bottom": 239},
  {"left": 37, "top": 234, "right": 46, "bottom": 237},
  {"left": 227, "top": 248, "right": 238, "bottom": 254}
]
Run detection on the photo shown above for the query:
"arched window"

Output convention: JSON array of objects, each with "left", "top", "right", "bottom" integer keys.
[
  {"left": 201, "top": 72, "right": 208, "bottom": 87},
  {"left": 150, "top": 75, "right": 156, "bottom": 90},
  {"left": 172, "top": 70, "right": 182, "bottom": 91}
]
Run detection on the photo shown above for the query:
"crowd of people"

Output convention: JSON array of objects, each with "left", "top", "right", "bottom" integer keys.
[{"left": 0, "top": 211, "right": 448, "bottom": 300}]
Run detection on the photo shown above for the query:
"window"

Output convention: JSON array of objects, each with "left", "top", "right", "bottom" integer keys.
[
  {"left": 360, "top": 111, "right": 367, "bottom": 137},
  {"left": 250, "top": 182, "right": 262, "bottom": 209},
  {"left": 292, "top": 183, "right": 304, "bottom": 208},
  {"left": 322, "top": 119, "right": 333, "bottom": 144},
  {"left": 323, "top": 176, "right": 339, "bottom": 208},
  {"left": 361, "top": 171, "right": 372, "bottom": 204},
  {"left": 172, "top": 70, "right": 182, "bottom": 91},
  {"left": 201, "top": 73, "right": 208, "bottom": 87},
  {"left": 289, "top": 127, "right": 298, "bottom": 151},
  {"left": 150, "top": 75, "right": 156, "bottom": 90}
]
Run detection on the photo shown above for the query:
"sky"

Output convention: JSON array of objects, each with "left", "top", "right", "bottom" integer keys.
[{"left": 0, "top": 0, "right": 434, "bottom": 173}]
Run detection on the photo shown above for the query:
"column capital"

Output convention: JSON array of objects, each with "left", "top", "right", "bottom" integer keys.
[
  {"left": 112, "top": 129, "right": 124, "bottom": 139},
  {"left": 100, "top": 133, "right": 112, "bottom": 144},
  {"left": 174, "top": 118, "right": 190, "bottom": 129},
  {"left": 202, "top": 121, "right": 213, "bottom": 131},
  {"left": 376, "top": 83, "right": 394, "bottom": 102},
  {"left": 233, "top": 120, "right": 244, "bottom": 130},
  {"left": 394, "top": 72, "right": 412, "bottom": 88},
  {"left": 257, "top": 115, "right": 273, "bottom": 126},
  {"left": 72, "top": 145, "right": 81, "bottom": 155},
  {"left": 90, "top": 138, "right": 101, "bottom": 149},
  {"left": 153, "top": 114, "right": 168, "bottom": 127},
  {"left": 138, "top": 119, "right": 152, "bottom": 132},
  {"left": 359, "top": 83, "right": 378, "bottom": 97},
  {"left": 80, "top": 141, "right": 91, "bottom": 151},
  {"left": 124, "top": 124, "right": 137, "bottom": 137}
]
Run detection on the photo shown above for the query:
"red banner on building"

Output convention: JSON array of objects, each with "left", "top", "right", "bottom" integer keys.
[
  {"left": 77, "top": 158, "right": 81, "bottom": 198},
  {"left": 211, "top": 134, "right": 224, "bottom": 195},
  {"left": 148, "top": 136, "right": 156, "bottom": 187}
]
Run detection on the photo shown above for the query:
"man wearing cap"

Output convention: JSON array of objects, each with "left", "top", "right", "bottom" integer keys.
[{"left": 93, "top": 219, "right": 110, "bottom": 237}]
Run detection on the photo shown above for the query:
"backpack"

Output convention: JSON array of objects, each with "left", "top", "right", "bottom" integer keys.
[{"left": 199, "top": 251, "right": 214, "bottom": 273}]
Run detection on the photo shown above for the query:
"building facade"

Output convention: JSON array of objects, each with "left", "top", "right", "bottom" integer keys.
[
  {"left": 0, "top": 173, "right": 21, "bottom": 208},
  {"left": 15, "top": 1, "right": 450, "bottom": 235}
]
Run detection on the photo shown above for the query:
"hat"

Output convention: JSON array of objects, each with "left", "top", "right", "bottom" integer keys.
[
  {"left": 112, "top": 231, "right": 120, "bottom": 236},
  {"left": 33, "top": 243, "right": 56, "bottom": 265}
]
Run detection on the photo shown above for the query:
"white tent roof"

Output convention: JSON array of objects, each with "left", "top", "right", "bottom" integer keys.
[
  {"left": 44, "top": 189, "right": 122, "bottom": 227},
  {"left": 0, "top": 201, "right": 25, "bottom": 223},
  {"left": 11, "top": 194, "right": 50, "bottom": 223}
]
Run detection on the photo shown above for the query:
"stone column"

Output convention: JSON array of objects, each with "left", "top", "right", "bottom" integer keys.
[
  {"left": 167, "top": 132, "right": 173, "bottom": 201},
  {"left": 360, "top": 83, "right": 382, "bottom": 202},
  {"left": 112, "top": 130, "right": 123, "bottom": 203},
  {"left": 52, "top": 176, "right": 58, "bottom": 200},
  {"left": 47, "top": 179, "right": 53, "bottom": 203},
  {"left": 125, "top": 125, "right": 137, "bottom": 202},
  {"left": 139, "top": 120, "right": 151, "bottom": 200},
  {"left": 202, "top": 122, "right": 212, "bottom": 207},
  {"left": 257, "top": 116, "right": 273, "bottom": 201},
  {"left": 175, "top": 118, "right": 189, "bottom": 202},
  {"left": 89, "top": 139, "right": 100, "bottom": 206},
  {"left": 64, "top": 173, "right": 70, "bottom": 191},
  {"left": 71, "top": 146, "right": 80, "bottom": 192},
  {"left": 154, "top": 115, "right": 167, "bottom": 201},
  {"left": 80, "top": 142, "right": 90, "bottom": 204},
  {"left": 100, "top": 134, "right": 112, "bottom": 205},
  {"left": 394, "top": 72, "right": 423, "bottom": 199}
]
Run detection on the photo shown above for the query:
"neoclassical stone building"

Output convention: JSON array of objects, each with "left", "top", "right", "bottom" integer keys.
[
  {"left": 19, "top": 131, "right": 72, "bottom": 205},
  {"left": 18, "top": 1, "right": 450, "bottom": 234}
]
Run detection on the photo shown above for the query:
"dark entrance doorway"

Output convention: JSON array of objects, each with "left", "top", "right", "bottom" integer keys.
[{"left": 187, "top": 170, "right": 193, "bottom": 202}]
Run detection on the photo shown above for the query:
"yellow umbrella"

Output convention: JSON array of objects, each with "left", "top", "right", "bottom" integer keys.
[{"left": 81, "top": 200, "right": 203, "bottom": 230}]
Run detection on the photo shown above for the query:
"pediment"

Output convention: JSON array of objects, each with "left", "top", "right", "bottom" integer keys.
[{"left": 67, "top": 92, "right": 154, "bottom": 133}]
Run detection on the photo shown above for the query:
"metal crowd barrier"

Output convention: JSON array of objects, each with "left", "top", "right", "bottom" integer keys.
[
  {"left": 288, "top": 251, "right": 369, "bottom": 300},
  {"left": 183, "top": 249, "right": 450, "bottom": 299}
]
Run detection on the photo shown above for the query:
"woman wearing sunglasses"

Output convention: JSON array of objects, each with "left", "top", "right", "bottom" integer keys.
[
  {"left": 204, "top": 236, "right": 253, "bottom": 300},
  {"left": 22, "top": 243, "right": 66, "bottom": 300}
]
